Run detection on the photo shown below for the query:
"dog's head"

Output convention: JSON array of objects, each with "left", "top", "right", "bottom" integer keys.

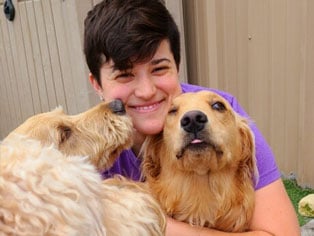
[
  {"left": 5, "top": 100, "right": 133, "bottom": 171},
  {"left": 143, "top": 91, "right": 257, "bottom": 178}
]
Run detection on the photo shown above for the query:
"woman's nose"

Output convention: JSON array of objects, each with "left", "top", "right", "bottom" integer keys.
[{"left": 134, "top": 75, "right": 156, "bottom": 99}]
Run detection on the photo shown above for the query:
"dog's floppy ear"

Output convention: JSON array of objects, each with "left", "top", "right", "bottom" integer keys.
[
  {"left": 238, "top": 117, "right": 259, "bottom": 184},
  {"left": 141, "top": 133, "right": 163, "bottom": 179}
]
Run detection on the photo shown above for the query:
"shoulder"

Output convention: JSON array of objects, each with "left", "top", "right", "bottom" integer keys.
[{"left": 181, "top": 83, "right": 230, "bottom": 97}]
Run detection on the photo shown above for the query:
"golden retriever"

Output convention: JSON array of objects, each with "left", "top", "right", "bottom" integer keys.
[
  {"left": 0, "top": 100, "right": 165, "bottom": 236},
  {"left": 141, "top": 91, "right": 258, "bottom": 232}
]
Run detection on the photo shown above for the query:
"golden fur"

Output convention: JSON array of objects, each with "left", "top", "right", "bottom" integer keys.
[
  {"left": 0, "top": 101, "right": 166, "bottom": 236},
  {"left": 5, "top": 101, "right": 133, "bottom": 171},
  {"left": 142, "top": 91, "right": 258, "bottom": 232}
]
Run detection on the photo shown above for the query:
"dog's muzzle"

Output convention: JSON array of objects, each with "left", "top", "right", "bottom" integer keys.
[
  {"left": 177, "top": 110, "right": 223, "bottom": 159},
  {"left": 180, "top": 110, "right": 208, "bottom": 135}
]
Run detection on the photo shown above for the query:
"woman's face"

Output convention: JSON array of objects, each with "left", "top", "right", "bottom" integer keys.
[{"left": 90, "top": 40, "right": 182, "bottom": 136}]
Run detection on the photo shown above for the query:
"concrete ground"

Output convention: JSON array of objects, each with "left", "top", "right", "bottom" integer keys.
[{"left": 301, "top": 219, "right": 314, "bottom": 236}]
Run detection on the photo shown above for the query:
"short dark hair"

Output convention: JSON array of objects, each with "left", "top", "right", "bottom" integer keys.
[{"left": 84, "top": 0, "right": 180, "bottom": 85}]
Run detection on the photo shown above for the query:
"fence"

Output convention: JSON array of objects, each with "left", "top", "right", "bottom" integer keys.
[{"left": 183, "top": 0, "right": 314, "bottom": 187}]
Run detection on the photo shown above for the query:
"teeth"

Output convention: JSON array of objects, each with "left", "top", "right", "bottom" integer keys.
[{"left": 136, "top": 103, "right": 158, "bottom": 111}]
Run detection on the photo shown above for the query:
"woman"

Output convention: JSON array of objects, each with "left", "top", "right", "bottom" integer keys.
[{"left": 84, "top": 0, "right": 300, "bottom": 235}]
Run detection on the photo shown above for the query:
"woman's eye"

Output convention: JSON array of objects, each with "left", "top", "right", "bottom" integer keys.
[
  {"left": 152, "top": 66, "right": 168, "bottom": 73},
  {"left": 117, "top": 73, "right": 131, "bottom": 78},
  {"left": 211, "top": 101, "right": 226, "bottom": 112},
  {"left": 114, "top": 72, "right": 134, "bottom": 82}
]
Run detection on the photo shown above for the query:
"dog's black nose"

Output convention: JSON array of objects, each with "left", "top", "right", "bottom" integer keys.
[
  {"left": 108, "top": 99, "right": 126, "bottom": 115},
  {"left": 181, "top": 110, "right": 208, "bottom": 133}
]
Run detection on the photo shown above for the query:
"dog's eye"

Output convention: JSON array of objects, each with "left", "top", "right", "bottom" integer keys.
[
  {"left": 59, "top": 126, "right": 72, "bottom": 143},
  {"left": 168, "top": 107, "right": 178, "bottom": 115},
  {"left": 212, "top": 102, "right": 226, "bottom": 112}
]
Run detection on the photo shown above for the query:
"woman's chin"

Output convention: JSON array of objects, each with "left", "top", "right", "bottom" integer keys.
[{"left": 134, "top": 121, "right": 164, "bottom": 136}]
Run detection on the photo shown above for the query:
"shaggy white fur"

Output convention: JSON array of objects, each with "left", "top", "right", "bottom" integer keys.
[
  {"left": 0, "top": 101, "right": 166, "bottom": 236},
  {"left": 0, "top": 135, "right": 106, "bottom": 235}
]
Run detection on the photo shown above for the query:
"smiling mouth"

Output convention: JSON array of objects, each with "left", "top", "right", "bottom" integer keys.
[{"left": 130, "top": 100, "right": 164, "bottom": 113}]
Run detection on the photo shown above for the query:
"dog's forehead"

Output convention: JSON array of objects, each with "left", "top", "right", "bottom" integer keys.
[
  {"left": 14, "top": 108, "right": 71, "bottom": 133},
  {"left": 173, "top": 91, "right": 228, "bottom": 108},
  {"left": 30, "top": 108, "right": 67, "bottom": 122}
]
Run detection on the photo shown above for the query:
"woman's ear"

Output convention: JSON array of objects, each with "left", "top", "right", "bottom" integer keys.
[{"left": 89, "top": 73, "right": 103, "bottom": 96}]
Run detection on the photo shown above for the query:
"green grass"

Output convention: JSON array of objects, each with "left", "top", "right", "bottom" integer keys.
[{"left": 283, "top": 178, "right": 314, "bottom": 226}]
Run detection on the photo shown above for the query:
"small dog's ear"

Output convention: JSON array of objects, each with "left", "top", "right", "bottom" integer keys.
[
  {"left": 141, "top": 133, "right": 163, "bottom": 179},
  {"left": 58, "top": 125, "right": 72, "bottom": 144},
  {"left": 238, "top": 118, "right": 258, "bottom": 183}
]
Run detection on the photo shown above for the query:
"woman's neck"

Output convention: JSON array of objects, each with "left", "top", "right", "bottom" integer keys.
[{"left": 131, "top": 130, "right": 146, "bottom": 156}]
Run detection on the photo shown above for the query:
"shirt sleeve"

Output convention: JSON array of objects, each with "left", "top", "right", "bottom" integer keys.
[
  {"left": 229, "top": 95, "right": 281, "bottom": 190},
  {"left": 101, "top": 149, "right": 142, "bottom": 181}
]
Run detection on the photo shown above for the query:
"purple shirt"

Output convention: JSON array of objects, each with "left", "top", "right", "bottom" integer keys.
[{"left": 102, "top": 83, "right": 281, "bottom": 190}]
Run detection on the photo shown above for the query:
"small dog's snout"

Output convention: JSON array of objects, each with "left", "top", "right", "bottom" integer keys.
[
  {"left": 181, "top": 110, "right": 208, "bottom": 133},
  {"left": 108, "top": 99, "right": 126, "bottom": 115}
]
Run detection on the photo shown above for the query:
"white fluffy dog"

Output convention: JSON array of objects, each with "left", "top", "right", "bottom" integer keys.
[{"left": 0, "top": 100, "right": 165, "bottom": 236}]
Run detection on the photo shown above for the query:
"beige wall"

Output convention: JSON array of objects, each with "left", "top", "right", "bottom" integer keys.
[
  {"left": 0, "top": 0, "right": 313, "bottom": 187},
  {"left": 0, "top": 0, "right": 98, "bottom": 138},
  {"left": 183, "top": 0, "right": 314, "bottom": 187}
]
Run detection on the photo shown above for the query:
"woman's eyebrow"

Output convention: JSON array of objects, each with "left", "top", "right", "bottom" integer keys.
[
  {"left": 151, "top": 58, "right": 171, "bottom": 65},
  {"left": 109, "top": 58, "right": 170, "bottom": 73},
  {"left": 110, "top": 64, "right": 133, "bottom": 73},
  {"left": 110, "top": 66, "right": 128, "bottom": 73}
]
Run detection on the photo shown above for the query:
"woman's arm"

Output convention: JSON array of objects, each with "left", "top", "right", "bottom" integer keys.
[
  {"left": 250, "top": 179, "right": 300, "bottom": 235},
  {"left": 166, "top": 179, "right": 300, "bottom": 236}
]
